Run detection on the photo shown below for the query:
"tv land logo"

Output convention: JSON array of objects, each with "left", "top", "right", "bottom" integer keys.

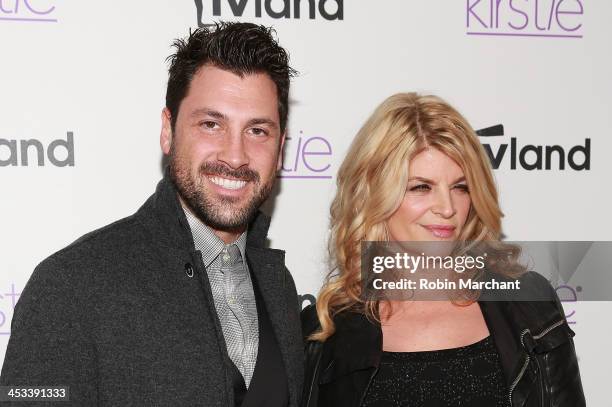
[
  {"left": 476, "top": 124, "right": 590, "bottom": 171},
  {"left": 0, "top": 132, "right": 75, "bottom": 167},
  {"left": 0, "top": 0, "right": 57, "bottom": 22},
  {"left": 194, "top": 0, "right": 343, "bottom": 27},
  {"left": 466, "top": 0, "right": 583, "bottom": 38},
  {"left": 279, "top": 132, "right": 332, "bottom": 179}
]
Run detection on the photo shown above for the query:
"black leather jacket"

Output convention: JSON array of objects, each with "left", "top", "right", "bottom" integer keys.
[{"left": 301, "top": 272, "right": 586, "bottom": 407}]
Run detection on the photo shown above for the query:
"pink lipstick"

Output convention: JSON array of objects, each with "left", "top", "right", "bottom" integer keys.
[{"left": 422, "top": 224, "right": 456, "bottom": 238}]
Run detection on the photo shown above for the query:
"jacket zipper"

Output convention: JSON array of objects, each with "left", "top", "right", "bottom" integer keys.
[
  {"left": 507, "top": 320, "right": 565, "bottom": 406},
  {"left": 532, "top": 320, "right": 565, "bottom": 340},
  {"left": 508, "top": 346, "right": 530, "bottom": 407}
]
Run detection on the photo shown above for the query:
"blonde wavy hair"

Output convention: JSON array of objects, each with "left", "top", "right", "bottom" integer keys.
[{"left": 312, "top": 93, "right": 525, "bottom": 341}]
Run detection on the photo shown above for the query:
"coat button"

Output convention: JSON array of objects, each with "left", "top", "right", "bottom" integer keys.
[{"left": 184, "top": 263, "right": 194, "bottom": 278}]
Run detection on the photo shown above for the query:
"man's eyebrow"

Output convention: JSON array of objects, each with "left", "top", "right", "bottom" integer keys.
[
  {"left": 246, "top": 118, "right": 279, "bottom": 129},
  {"left": 188, "top": 109, "right": 278, "bottom": 129},
  {"left": 189, "top": 108, "right": 227, "bottom": 120}
]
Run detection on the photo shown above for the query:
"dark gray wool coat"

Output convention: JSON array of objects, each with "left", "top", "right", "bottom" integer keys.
[{"left": 0, "top": 172, "right": 304, "bottom": 406}]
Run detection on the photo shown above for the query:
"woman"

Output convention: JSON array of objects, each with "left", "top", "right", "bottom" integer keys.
[{"left": 301, "top": 93, "right": 585, "bottom": 407}]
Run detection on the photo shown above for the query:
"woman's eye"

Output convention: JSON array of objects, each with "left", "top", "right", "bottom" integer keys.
[
  {"left": 454, "top": 184, "right": 470, "bottom": 193},
  {"left": 409, "top": 184, "right": 430, "bottom": 192}
]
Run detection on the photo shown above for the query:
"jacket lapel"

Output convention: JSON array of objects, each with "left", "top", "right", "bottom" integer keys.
[
  {"left": 480, "top": 299, "right": 535, "bottom": 407},
  {"left": 315, "top": 312, "right": 381, "bottom": 407},
  {"left": 324, "top": 312, "right": 382, "bottom": 379},
  {"left": 246, "top": 245, "right": 300, "bottom": 407}
]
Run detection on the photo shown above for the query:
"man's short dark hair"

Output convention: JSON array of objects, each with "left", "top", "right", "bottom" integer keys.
[{"left": 166, "top": 22, "right": 296, "bottom": 133}]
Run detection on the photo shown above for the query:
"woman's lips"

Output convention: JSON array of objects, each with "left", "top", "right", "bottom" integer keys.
[{"left": 422, "top": 224, "right": 456, "bottom": 238}]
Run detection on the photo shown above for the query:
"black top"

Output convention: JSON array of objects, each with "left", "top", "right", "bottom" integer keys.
[{"left": 361, "top": 336, "right": 508, "bottom": 407}]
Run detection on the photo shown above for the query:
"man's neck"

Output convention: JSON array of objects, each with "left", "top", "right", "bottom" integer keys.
[
  {"left": 178, "top": 196, "right": 245, "bottom": 244},
  {"left": 215, "top": 228, "right": 244, "bottom": 245}
]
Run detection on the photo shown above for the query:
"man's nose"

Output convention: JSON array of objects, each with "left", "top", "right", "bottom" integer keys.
[{"left": 217, "top": 131, "right": 249, "bottom": 170}]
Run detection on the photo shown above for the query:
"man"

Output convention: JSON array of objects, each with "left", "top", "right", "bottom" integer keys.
[{"left": 1, "top": 22, "right": 303, "bottom": 406}]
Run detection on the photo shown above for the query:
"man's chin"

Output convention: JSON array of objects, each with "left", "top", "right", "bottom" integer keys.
[
  {"left": 193, "top": 198, "right": 259, "bottom": 230},
  {"left": 201, "top": 210, "right": 255, "bottom": 232}
]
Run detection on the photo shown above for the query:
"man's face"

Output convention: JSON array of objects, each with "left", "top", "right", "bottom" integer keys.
[{"left": 161, "top": 64, "right": 284, "bottom": 237}]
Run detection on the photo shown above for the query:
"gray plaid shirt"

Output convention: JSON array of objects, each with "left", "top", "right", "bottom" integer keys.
[{"left": 183, "top": 207, "right": 259, "bottom": 387}]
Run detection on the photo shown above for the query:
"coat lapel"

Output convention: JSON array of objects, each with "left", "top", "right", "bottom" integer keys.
[
  {"left": 246, "top": 245, "right": 301, "bottom": 407},
  {"left": 479, "top": 299, "right": 535, "bottom": 406}
]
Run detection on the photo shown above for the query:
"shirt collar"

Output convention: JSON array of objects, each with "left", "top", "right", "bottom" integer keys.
[{"left": 181, "top": 204, "right": 248, "bottom": 268}]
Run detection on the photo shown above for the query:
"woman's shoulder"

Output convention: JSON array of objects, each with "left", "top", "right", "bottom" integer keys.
[
  {"left": 300, "top": 304, "right": 375, "bottom": 340},
  {"left": 482, "top": 269, "right": 560, "bottom": 301},
  {"left": 487, "top": 271, "right": 571, "bottom": 334},
  {"left": 517, "top": 270, "right": 556, "bottom": 289},
  {"left": 516, "top": 270, "right": 564, "bottom": 305}
]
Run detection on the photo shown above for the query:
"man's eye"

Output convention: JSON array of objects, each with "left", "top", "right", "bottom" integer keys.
[
  {"left": 201, "top": 121, "right": 219, "bottom": 129},
  {"left": 249, "top": 127, "right": 268, "bottom": 137}
]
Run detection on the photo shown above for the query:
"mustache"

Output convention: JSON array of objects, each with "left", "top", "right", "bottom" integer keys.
[{"left": 199, "top": 162, "right": 260, "bottom": 183}]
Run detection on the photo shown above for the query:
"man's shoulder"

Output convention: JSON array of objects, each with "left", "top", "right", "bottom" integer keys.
[
  {"left": 46, "top": 212, "right": 145, "bottom": 267},
  {"left": 34, "top": 192, "right": 165, "bottom": 283}
]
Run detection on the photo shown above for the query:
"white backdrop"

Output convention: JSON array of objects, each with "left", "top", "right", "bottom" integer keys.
[{"left": 1, "top": 0, "right": 610, "bottom": 404}]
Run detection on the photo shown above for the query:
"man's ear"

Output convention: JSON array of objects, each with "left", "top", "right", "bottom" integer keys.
[
  {"left": 160, "top": 108, "right": 173, "bottom": 155},
  {"left": 277, "top": 131, "right": 286, "bottom": 171}
]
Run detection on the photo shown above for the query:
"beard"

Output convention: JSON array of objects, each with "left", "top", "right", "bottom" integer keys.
[{"left": 168, "top": 144, "right": 275, "bottom": 232}]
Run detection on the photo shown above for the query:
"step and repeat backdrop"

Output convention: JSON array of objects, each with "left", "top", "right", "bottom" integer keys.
[{"left": 1, "top": 0, "right": 610, "bottom": 404}]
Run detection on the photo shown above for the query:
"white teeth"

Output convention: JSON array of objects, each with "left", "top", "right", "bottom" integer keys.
[{"left": 209, "top": 176, "right": 247, "bottom": 190}]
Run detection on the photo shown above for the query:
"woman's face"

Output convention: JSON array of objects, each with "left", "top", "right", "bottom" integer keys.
[{"left": 386, "top": 148, "right": 471, "bottom": 241}]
